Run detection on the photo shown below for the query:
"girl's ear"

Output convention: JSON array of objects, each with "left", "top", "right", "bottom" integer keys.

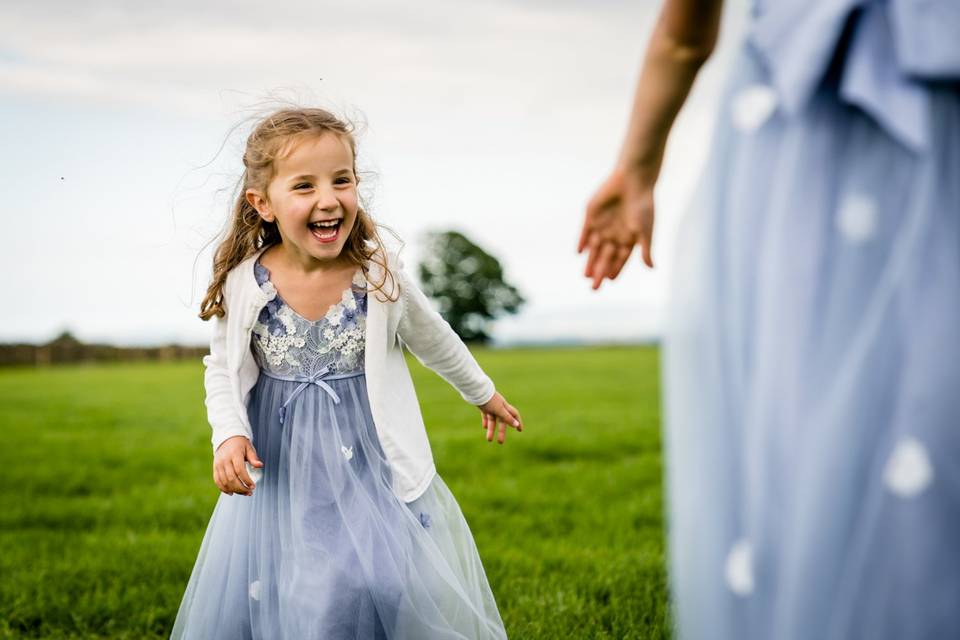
[{"left": 245, "top": 189, "right": 274, "bottom": 222}]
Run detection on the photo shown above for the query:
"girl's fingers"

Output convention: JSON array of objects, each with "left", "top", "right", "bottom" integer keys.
[
  {"left": 506, "top": 403, "right": 522, "bottom": 430},
  {"left": 214, "top": 465, "right": 231, "bottom": 496},
  {"left": 224, "top": 459, "right": 248, "bottom": 496},
  {"left": 480, "top": 401, "right": 521, "bottom": 442},
  {"left": 234, "top": 473, "right": 250, "bottom": 495},
  {"left": 232, "top": 457, "right": 254, "bottom": 494},
  {"left": 500, "top": 404, "right": 520, "bottom": 429},
  {"left": 246, "top": 446, "right": 263, "bottom": 467}
]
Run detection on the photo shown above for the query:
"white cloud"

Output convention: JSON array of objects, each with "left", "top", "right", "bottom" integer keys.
[{"left": 1, "top": 0, "right": 747, "bottom": 346}]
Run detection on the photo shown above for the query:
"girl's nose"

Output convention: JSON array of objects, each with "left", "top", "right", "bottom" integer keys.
[{"left": 315, "top": 187, "right": 339, "bottom": 211}]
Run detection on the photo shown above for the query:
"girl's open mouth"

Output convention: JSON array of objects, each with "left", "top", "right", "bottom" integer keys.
[{"left": 308, "top": 219, "right": 341, "bottom": 243}]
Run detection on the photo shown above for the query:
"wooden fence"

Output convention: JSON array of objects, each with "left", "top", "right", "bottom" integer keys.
[{"left": 0, "top": 332, "right": 208, "bottom": 367}]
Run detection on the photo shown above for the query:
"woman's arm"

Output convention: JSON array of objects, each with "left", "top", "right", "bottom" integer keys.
[{"left": 578, "top": 0, "right": 724, "bottom": 287}]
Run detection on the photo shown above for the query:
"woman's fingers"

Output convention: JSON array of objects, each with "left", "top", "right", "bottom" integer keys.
[
  {"left": 583, "top": 232, "right": 603, "bottom": 278},
  {"left": 640, "top": 238, "right": 654, "bottom": 269},
  {"left": 577, "top": 211, "right": 593, "bottom": 254},
  {"left": 582, "top": 172, "right": 656, "bottom": 286},
  {"left": 630, "top": 189, "right": 656, "bottom": 268},
  {"left": 639, "top": 227, "right": 654, "bottom": 268},
  {"left": 591, "top": 242, "right": 618, "bottom": 290},
  {"left": 581, "top": 177, "right": 620, "bottom": 253},
  {"left": 609, "top": 244, "right": 633, "bottom": 280}
]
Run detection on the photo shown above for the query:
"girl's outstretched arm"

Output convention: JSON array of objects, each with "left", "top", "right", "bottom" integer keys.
[
  {"left": 578, "top": 0, "right": 724, "bottom": 288},
  {"left": 395, "top": 263, "right": 523, "bottom": 443}
]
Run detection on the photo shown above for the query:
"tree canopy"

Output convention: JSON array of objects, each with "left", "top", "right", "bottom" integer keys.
[{"left": 418, "top": 231, "right": 525, "bottom": 344}]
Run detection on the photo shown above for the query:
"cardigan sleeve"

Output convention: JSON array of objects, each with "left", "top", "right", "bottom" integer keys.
[
  {"left": 203, "top": 289, "right": 253, "bottom": 454},
  {"left": 395, "top": 263, "right": 497, "bottom": 407}
]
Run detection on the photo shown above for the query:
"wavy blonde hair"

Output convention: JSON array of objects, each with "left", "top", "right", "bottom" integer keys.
[{"left": 198, "top": 107, "right": 398, "bottom": 321}]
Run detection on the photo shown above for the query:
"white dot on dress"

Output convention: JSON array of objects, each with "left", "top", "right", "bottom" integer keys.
[
  {"left": 249, "top": 579, "right": 261, "bottom": 601},
  {"left": 837, "top": 193, "right": 878, "bottom": 243},
  {"left": 341, "top": 445, "right": 354, "bottom": 461},
  {"left": 725, "top": 539, "right": 754, "bottom": 596},
  {"left": 884, "top": 437, "right": 933, "bottom": 498},
  {"left": 731, "top": 85, "right": 778, "bottom": 132}
]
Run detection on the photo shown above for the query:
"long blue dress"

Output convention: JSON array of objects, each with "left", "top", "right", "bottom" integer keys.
[
  {"left": 662, "top": 2, "right": 960, "bottom": 639},
  {"left": 171, "top": 258, "right": 506, "bottom": 639}
]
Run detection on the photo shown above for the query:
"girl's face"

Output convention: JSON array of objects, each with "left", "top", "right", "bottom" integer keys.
[{"left": 247, "top": 133, "right": 359, "bottom": 268}]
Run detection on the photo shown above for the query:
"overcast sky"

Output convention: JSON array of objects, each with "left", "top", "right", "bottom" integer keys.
[{"left": 2, "top": 0, "right": 746, "bottom": 347}]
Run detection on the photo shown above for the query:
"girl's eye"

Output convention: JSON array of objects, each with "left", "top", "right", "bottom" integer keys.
[
  {"left": 335, "top": 177, "right": 352, "bottom": 185},
  {"left": 294, "top": 183, "right": 311, "bottom": 190}
]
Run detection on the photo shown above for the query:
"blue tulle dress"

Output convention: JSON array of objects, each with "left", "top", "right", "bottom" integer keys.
[
  {"left": 663, "top": 3, "right": 960, "bottom": 639},
  {"left": 170, "top": 258, "right": 506, "bottom": 640}
]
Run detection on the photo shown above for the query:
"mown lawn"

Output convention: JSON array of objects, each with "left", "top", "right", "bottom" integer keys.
[{"left": 0, "top": 346, "right": 669, "bottom": 639}]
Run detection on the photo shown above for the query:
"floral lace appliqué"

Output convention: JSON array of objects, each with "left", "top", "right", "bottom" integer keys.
[{"left": 250, "top": 260, "right": 368, "bottom": 377}]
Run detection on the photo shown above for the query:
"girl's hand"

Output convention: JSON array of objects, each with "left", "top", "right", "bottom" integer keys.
[
  {"left": 213, "top": 435, "right": 263, "bottom": 496},
  {"left": 578, "top": 164, "right": 656, "bottom": 290},
  {"left": 478, "top": 392, "right": 523, "bottom": 444}
]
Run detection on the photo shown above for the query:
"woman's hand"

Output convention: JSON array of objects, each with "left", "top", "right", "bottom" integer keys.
[
  {"left": 578, "top": 164, "right": 657, "bottom": 289},
  {"left": 578, "top": 0, "right": 722, "bottom": 290},
  {"left": 478, "top": 392, "right": 523, "bottom": 444},
  {"left": 213, "top": 435, "right": 263, "bottom": 496}
]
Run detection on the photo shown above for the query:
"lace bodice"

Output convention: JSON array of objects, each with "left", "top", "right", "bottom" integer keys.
[{"left": 251, "top": 259, "right": 368, "bottom": 378}]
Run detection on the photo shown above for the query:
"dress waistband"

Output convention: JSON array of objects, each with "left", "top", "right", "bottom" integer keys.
[{"left": 259, "top": 367, "right": 364, "bottom": 426}]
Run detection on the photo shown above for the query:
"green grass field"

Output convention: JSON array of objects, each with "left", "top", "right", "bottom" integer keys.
[{"left": 0, "top": 346, "right": 669, "bottom": 639}]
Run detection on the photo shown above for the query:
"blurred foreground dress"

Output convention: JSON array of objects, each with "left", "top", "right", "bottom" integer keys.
[
  {"left": 663, "top": 2, "right": 960, "bottom": 639},
  {"left": 170, "top": 258, "right": 505, "bottom": 639}
]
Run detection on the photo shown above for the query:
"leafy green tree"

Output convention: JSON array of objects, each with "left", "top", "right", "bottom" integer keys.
[{"left": 418, "top": 231, "right": 525, "bottom": 344}]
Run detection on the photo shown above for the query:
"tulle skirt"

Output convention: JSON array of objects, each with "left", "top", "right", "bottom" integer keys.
[
  {"left": 662, "top": 42, "right": 960, "bottom": 639},
  {"left": 170, "top": 371, "right": 506, "bottom": 640}
]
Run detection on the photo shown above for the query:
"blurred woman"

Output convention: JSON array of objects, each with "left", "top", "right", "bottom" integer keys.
[{"left": 579, "top": 1, "right": 960, "bottom": 638}]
